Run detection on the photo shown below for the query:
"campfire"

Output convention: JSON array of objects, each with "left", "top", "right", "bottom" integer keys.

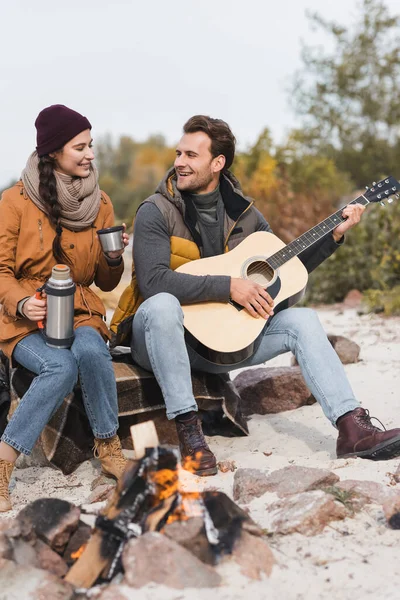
[{"left": 1, "top": 421, "right": 274, "bottom": 593}]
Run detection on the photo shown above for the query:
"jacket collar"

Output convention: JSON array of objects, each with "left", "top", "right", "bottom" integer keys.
[{"left": 155, "top": 167, "right": 253, "bottom": 221}]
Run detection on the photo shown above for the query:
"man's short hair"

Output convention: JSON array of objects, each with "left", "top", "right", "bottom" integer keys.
[{"left": 183, "top": 115, "right": 236, "bottom": 170}]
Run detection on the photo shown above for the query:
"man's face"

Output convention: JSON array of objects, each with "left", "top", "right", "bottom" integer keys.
[{"left": 174, "top": 131, "right": 224, "bottom": 194}]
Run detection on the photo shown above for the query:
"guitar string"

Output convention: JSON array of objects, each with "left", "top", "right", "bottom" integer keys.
[{"left": 245, "top": 196, "right": 371, "bottom": 282}]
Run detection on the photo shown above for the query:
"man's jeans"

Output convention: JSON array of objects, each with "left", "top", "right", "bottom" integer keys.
[
  {"left": 131, "top": 293, "right": 360, "bottom": 424},
  {"left": 2, "top": 326, "right": 119, "bottom": 455}
]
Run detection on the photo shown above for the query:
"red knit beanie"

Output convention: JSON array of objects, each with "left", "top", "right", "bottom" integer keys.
[{"left": 35, "top": 104, "right": 92, "bottom": 157}]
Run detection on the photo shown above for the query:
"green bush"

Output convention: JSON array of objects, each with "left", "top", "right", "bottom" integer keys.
[
  {"left": 305, "top": 197, "right": 400, "bottom": 304},
  {"left": 363, "top": 286, "right": 400, "bottom": 316}
]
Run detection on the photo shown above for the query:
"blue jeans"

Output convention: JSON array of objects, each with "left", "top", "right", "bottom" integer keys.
[
  {"left": 131, "top": 293, "right": 360, "bottom": 424},
  {"left": 2, "top": 326, "right": 119, "bottom": 455}
]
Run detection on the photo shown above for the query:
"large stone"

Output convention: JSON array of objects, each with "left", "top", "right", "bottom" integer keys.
[
  {"left": 233, "top": 468, "right": 270, "bottom": 504},
  {"left": 264, "top": 466, "right": 339, "bottom": 497},
  {"left": 63, "top": 520, "right": 92, "bottom": 566},
  {"left": 0, "top": 532, "right": 12, "bottom": 560},
  {"left": 337, "top": 480, "right": 399, "bottom": 507},
  {"left": 163, "top": 517, "right": 214, "bottom": 565},
  {"left": 264, "top": 490, "right": 347, "bottom": 535},
  {"left": 343, "top": 289, "right": 363, "bottom": 308},
  {"left": 86, "top": 483, "right": 116, "bottom": 504},
  {"left": 218, "top": 530, "right": 275, "bottom": 580},
  {"left": 122, "top": 532, "right": 221, "bottom": 589},
  {"left": 382, "top": 496, "right": 400, "bottom": 529},
  {"left": 0, "top": 559, "right": 74, "bottom": 599},
  {"left": 234, "top": 367, "right": 316, "bottom": 415},
  {"left": 17, "top": 498, "right": 80, "bottom": 553},
  {"left": 327, "top": 335, "right": 361, "bottom": 364},
  {"left": 291, "top": 334, "right": 361, "bottom": 366}
]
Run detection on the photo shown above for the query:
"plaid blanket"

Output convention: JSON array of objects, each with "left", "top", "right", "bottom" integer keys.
[{"left": 0, "top": 350, "right": 248, "bottom": 475}]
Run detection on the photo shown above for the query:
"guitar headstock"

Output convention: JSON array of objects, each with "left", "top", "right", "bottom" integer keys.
[{"left": 364, "top": 176, "right": 400, "bottom": 205}]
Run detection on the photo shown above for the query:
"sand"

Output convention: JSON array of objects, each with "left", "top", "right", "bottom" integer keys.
[{"left": 1, "top": 305, "right": 400, "bottom": 599}]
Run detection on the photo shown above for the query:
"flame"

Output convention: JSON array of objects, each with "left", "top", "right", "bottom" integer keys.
[
  {"left": 71, "top": 544, "right": 87, "bottom": 560},
  {"left": 181, "top": 451, "right": 203, "bottom": 474},
  {"left": 151, "top": 452, "right": 205, "bottom": 526}
]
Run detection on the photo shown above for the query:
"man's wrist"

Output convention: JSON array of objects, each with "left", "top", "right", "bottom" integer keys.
[{"left": 332, "top": 231, "right": 344, "bottom": 243}]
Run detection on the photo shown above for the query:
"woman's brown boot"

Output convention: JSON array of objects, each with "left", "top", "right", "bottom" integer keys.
[
  {"left": 0, "top": 458, "right": 14, "bottom": 512},
  {"left": 93, "top": 435, "right": 128, "bottom": 481}
]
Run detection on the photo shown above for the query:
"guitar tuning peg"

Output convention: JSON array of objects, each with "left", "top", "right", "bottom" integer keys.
[
  {"left": 365, "top": 186, "right": 369, "bottom": 190},
  {"left": 388, "top": 198, "right": 394, "bottom": 204},
  {"left": 380, "top": 201, "right": 386, "bottom": 207},
  {"left": 396, "top": 194, "right": 400, "bottom": 199},
  {"left": 372, "top": 181, "right": 377, "bottom": 185}
]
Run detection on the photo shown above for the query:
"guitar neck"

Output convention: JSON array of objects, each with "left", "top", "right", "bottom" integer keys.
[{"left": 267, "top": 195, "right": 370, "bottom": 270}]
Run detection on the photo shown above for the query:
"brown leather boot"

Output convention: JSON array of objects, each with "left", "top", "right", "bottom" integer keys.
[
  {"left": 175, "top": 413, "right": 217, "bottom": 476},
  {"left": 93, "top": 435, "right": 128, "bottom": 480},
  {"left": 336, "top": 408, "right": 400, "bottom": 460},
  {"left": 0, "top": 458, "right": 14, "bottom": 512}
]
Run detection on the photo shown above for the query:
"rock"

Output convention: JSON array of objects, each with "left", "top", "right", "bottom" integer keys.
[
  {"left": 15, "top": 444, "right": 51, "bottom": 469},
  {"left": 86, "top": 483, "right": 115, "bottom": 504},
  {"left": 217, "top": 460, "right": 237, "bottom": 473},
  {"left": 337, "top": 480, "right": 399, "bottom": 507},
  {"left": 17, "top": 498, "right": 80, "bottom": 553},
  {"left": 0, "top": 560, "right": 74, "bottom": 599},
  {"left": 264, "top": 466, "right": 339, "bottom": 498},
  {"left": 96, "top": 584, "right": 141, "bottom": 599},
  {"left": 382, "top": 496, "right": 400, "bottom": 529},
  {"left": 0, "top": 532, "right": 13, "bottom": 560},
  {"left": 264, "top": 490, "right": 347, "bottom": 535},
  {"left": 34, "top": 539, "right": 68, "bottom": 577},
  {"left": 63, "top": 520, "right": 92, "bottom": 566},
  {"left": 233, "top": 468, "right": 270, "bottom": 504},
  {"left": 234, "top": 366, "right": 316, "bottom": 415},
  {"left": 327, "top": 335, "right": 361, "bottom": 364},
  {"left": 122, "top": 532, "right": 221, "bottom": 588},
  {"left": 163, "top": 516, "right": 214, "bottom": 565},
  {"left": 218, "top": 530, "right": 275, "bottom": 580},
  {"left": 343, "top": 289, "right": 363, "bottom": 308},
  {"left": 291, "top": 335, "right": 361, "bottom": 366}
]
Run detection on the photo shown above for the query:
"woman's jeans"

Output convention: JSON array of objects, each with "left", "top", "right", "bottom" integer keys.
[
  {"left": 131, "top": 293, "right": 360, "bottom": 424},
  {"left": 2, "top": 326, "right": 119, "bottom": 455}
]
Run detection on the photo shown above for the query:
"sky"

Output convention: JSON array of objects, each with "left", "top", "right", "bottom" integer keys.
[{"left": 1, "top": 0, "right": 399, "bottom": 188}]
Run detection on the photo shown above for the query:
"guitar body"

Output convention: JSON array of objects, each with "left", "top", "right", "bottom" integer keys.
[{"left": 176, "top": 231, "right": 308, "bottom": 365}]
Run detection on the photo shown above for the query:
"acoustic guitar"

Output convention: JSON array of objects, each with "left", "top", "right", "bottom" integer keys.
[{"left": 176, "top": 176, "right": 400, "bottom": 366}]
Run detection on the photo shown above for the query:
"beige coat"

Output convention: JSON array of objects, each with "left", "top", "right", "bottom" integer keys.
[{"left": 0, "top": 181, "right": 124, "bottom": 358}]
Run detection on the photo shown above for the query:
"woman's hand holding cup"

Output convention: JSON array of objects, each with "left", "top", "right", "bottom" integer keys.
[{"left": 97, "top": 223, "right": 129, "bottom": 259}]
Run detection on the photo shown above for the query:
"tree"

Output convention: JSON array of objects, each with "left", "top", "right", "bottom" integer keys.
[{"left": 290, "top": 0, "right": 400, "bottom": 186}]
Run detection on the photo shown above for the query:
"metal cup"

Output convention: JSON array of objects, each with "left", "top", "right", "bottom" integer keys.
[{"left": 97, "top": 226, "right": 124, "bottom": 253}]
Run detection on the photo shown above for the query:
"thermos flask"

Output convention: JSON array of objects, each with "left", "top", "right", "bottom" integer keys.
[{"left": 36, "top": 264, "right": 76, "bottom": 349}]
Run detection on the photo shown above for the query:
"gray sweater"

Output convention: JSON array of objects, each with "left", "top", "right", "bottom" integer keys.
[{"left": 133, "top": 201, "right": 341, "bottom": 305}]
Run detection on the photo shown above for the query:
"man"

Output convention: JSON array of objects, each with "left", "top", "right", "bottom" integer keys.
[{"left": 112, "top": 115, "right": 400, "bottom": 476}]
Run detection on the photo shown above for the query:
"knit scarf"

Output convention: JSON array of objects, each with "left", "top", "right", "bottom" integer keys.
[{"left": 21, "top": 151, "right": 101, "bottom": 231}]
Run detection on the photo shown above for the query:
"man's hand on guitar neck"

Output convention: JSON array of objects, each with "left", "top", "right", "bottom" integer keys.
[
  {"left": 332, "top": 203, "right": 366, "bottom": 242},
  {"left": 230, "top": 278, "right": 274, "bottom": 319}
]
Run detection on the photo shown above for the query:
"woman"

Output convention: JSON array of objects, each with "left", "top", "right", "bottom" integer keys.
[{"left": 0, "top": 104, "right": 129, "bottom": 512}]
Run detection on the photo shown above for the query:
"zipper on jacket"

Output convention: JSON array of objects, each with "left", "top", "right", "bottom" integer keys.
[
  {"left": 223, "top": 200, "right": 254, "bottom": 250},
  {"left": 38, "top": 219, "right": 44, "bottom": 251}
]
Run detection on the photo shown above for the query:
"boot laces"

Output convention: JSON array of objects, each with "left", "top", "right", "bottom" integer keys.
[
  {"left": 184, "top": 422, "right": 208, "bottom": 451},
  {"left": 0, "top": 460, "right": 13, "bottom": 499},
  {"left": 357, "top": 409, "right": 386, "bottom": 432},
  {"left": 94, "top": 438, "right": 127, "bottom": 468}
]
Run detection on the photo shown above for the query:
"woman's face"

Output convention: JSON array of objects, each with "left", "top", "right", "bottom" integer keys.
[{"left": 51, "top": 129, "right": 94, "bottom": 177}]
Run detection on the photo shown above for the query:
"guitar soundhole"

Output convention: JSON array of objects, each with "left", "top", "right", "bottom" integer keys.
[{"left": 246, "top": 260, "right": 275, "bottom": 287}]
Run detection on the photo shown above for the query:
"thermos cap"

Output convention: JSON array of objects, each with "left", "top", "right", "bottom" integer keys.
[{"left": 52, "top": 264, "right": 71, "bottom": 281}]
